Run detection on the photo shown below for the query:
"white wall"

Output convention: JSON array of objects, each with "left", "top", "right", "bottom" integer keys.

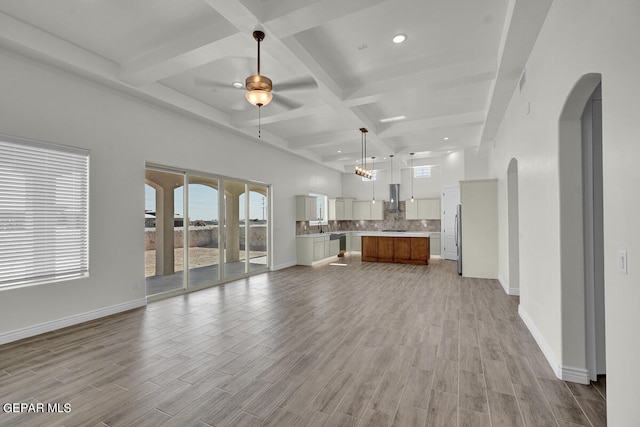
[
  {"left": 341, "top": 151, "right": 466, "bottom": 201},
  {"left": 0, "top": 48, "right": 341, "bottom": 338},
  {"left": 487, "top": 0, "right": 640, "bottom": 423}
]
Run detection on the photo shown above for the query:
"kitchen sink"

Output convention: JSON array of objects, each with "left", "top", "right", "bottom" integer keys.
[{"left": 329, "top": 232, "right": 346, "bottom": 240}]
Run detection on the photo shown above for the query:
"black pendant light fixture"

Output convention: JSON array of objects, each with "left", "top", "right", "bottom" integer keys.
[
  {"left": 355, "top": 128, "right": 372, "bottom": 179},
  {"left": 371, "top": 156, "right": 376, "bottom": 204},
  {"left": 409, "top": 152, "right": 415, "bottom": 203}
]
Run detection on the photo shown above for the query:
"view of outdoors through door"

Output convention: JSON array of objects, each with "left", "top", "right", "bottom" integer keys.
[
  {"left": 223, "top": 179, "right": 247, "bottom": 280},
  {"left": 145, "top": 167, "right": 269, "bottom": 298},
  {"left": 187, "top": 176, "right": 220, "bottom": 289},
  {"left": 249, "top": 184, "right": 269, "bottom": 272},
  {"left": 145, "top": 169, "right": 185, "bottom": 296}
]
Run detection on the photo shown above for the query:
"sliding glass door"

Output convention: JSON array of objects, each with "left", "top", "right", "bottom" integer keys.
[{"left": 145, "top": 165, "right": 270, "bottom": 297}]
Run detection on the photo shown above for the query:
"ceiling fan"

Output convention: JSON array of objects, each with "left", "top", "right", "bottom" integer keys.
[{"left": 194, "top": 31, "right": 317, "bottom": 112}]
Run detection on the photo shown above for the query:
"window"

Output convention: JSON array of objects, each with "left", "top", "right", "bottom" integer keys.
[
  {"left": 0, "top": 135, "right": 89, "bottom": 289},
  {"left": 361, "top": 171, "right": 378, "bottom": 182},
  {"left": 308, "top": 193, "right": 328, "bottom": 225},
  {"left": 414, "top": 167, "right": 431, "bottom": 178}
]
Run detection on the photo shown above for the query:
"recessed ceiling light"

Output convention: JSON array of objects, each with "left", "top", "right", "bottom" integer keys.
[
  {"left": 392, "top": 34, "right": 407, "bottom": 44},
  {"left": 380, "top": 115, "right": 406, "bottom": 123},
  {"left": 444, "top": 137, "right": 449, "bottom": 140},
  {"left": 337, "top": 150, "right": 342, "bottom": 153},
  {"left": 232, "top": 81, "right": 244, "bottom": 88}
]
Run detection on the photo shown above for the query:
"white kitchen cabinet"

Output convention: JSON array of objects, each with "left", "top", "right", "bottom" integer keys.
[
  {"left": 371, "top": 200, "right": 384, "bottom": 220},
  {"left": 353, "top": 200, "right": 384, "bottom": 220},
  {"left": 328, "top": 198, "right": 353, "bottom": 220},
  {"left": 352, "top": 201, "right": 371, "bottom": 220},
  {"left": 430, "top": 235, "right": 441, "bottom": 256},
  {"left": 314, "top": 240, "right": 325, "bottom": 260},
  {"left": 349, "top": 232, "right": 362, "bottom": 252},
  {"left": 296, "top": 195, "right": 317, "bottom": 221},
  {"left": 405, "top": 198, "right": 441, "bottom": 220},
  {"left": 296, "top": 235, "right": 339, "bottom": 265}
]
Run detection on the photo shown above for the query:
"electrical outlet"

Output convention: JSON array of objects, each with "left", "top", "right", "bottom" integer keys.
[{"left": 617, "top": 250, "right": 628, "bottom": 275}]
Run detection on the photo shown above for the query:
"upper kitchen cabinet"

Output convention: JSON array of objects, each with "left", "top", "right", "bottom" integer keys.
[
  {"left": 460, "top": 179, "right": 498, "bottom": 279},
  {"left": 328, "top": 198, "right": 354, "bottom": 221},
  {"left": 296, "top": 195, "right": 318, "bottom": 221},
  {"left": 405, "top": 198, "right": 441, "bottom": 220},
  {"left": 353, "top": 200, "right": 384, "bottom": 220}
]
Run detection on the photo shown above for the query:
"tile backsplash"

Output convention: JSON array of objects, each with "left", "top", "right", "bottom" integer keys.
[{"left": 296, "top": 201, "right": 441, "bottom": 235}]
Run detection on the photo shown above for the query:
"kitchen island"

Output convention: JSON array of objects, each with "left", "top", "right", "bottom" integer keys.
[{"left": 358, "top": 231, "right": 431, "bottom": 265}]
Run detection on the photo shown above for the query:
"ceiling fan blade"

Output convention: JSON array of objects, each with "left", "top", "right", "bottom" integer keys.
[
  {"left": 272, "top": 95, "right": 303, "bottom": 110},
  {"left": 193, "top": 77, "right": 237, "bottom": 90},
  {"left": 275, "top": 77, "right": 317, "bottom": 92}
]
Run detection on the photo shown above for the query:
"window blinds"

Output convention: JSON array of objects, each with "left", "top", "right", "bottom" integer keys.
[{"left": 0, "top": 136, "right": 89, "bottom": 289}]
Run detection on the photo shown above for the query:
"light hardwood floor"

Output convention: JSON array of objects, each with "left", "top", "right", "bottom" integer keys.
[{"left": 0, "top": 257, "right": 606, "bottom": 426}]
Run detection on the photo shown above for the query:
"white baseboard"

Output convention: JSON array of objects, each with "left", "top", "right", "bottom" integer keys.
[
  {"left": 518, "top": 304, "right": 590, "bottom": 384},
  {"left": 560, "top": 365, "right": 590, "bottom": 384},
  {"left": 0, "top": 299, "right": 147, "bottom": 345},
  {"left": 518, "top": 305, "right": 562, "bottom": 378},
  {"left": 430, "top": 255, "right": 442, "bottom": 259},
  {"left": 272, "top": 260, "right": 297, "bottom": 271},
  {"left": 498, "top": 274, "right": 520, "bottom": 296},
  {"left": 498, "top": 274, "right": 509, "bottom": 294}
]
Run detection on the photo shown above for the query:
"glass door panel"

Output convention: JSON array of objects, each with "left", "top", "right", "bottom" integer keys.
[
  {"left": 144, "top": 169, "right": 185, "bottom": 296},
  {"left": 248, "top": 185, "right": 269, "bottom": 272},
  {"left": 223, "top": 180, "right": 247, "bottom": 279},
  {"left": 187, "top": 176, "right": 220, "bottom": 288}
]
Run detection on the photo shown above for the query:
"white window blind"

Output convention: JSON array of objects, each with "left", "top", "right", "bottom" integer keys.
[{"left": 0, "top": 136, "right": 89, "bottom": 289}]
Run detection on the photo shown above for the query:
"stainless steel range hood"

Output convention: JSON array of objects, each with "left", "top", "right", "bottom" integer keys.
[{"left": 389, "top": 184, "right": 400, "bottom": 212}]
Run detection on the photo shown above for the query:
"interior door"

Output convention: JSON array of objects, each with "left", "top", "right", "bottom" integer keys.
[{"left": 442, "top": 186, "right": 460, "bottom": 260}]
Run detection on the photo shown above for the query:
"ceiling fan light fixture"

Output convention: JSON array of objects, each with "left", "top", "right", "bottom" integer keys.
[{"left": 245, "top": 89, "right": 273, "bottom": 107}]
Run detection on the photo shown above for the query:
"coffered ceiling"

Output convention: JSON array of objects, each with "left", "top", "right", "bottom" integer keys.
[{"left": 0, "top": 0, "right": 552, "bottom": 171}]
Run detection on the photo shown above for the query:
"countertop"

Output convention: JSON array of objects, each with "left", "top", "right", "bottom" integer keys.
[
  {"left": 357, "top": 231, "right": 436, "bottom": 238},
  {"left": 296, "top": 232, "right": 346, "bottom": 238},
  {"left": 297, "top": 231, "right": 441, "bottom": 238}
]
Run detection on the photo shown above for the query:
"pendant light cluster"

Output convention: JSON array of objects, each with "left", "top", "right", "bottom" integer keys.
[{"left": 354, "top": 128, "right": 373, "bottom": 179}]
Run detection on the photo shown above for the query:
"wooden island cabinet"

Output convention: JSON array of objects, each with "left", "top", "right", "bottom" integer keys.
[{"left": 360, "top": 232, "right": 431, "bottom": 265}]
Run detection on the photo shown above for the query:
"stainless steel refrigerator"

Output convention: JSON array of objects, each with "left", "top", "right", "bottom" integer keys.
[{"left": 456, "top": 204, "right": 462, "bottom": 275}]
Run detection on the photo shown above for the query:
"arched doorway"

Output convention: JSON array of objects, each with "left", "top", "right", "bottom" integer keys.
[
  {"left": 558, "top": 73, "right": 605, "bottom": 383},
  {"left": 507, "top": 158, "right": 520, "bottom": 295}
]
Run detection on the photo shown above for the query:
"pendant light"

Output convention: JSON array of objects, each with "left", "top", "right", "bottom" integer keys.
[
  {"left": 409, "top": 152, "right": 415, "bottom": 203},
  {"left": 355, "top": 128, "right": 372, "bottom": 178},
  {"left": 389, "top": 154, "right": 395, "bottom": 204},
  {"left": 245, "top": 31, "right": 273, "bottom": 138},
  {"left": 371, "top": 156, "right": 376, "bottom": 204}
]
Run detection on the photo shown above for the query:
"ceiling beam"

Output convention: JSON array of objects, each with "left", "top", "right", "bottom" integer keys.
[
  {"left": 378, "top": 111, "right": 486, "bottom": 138},
  {"left": 118, "top": 24, "right": 246, "bottom": 86},
  {"left": 264, "top": 0, "right": 389, "bottom": 38},
  {"left": 479, "top": 0, "right": 553, "bottom": 149}
]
